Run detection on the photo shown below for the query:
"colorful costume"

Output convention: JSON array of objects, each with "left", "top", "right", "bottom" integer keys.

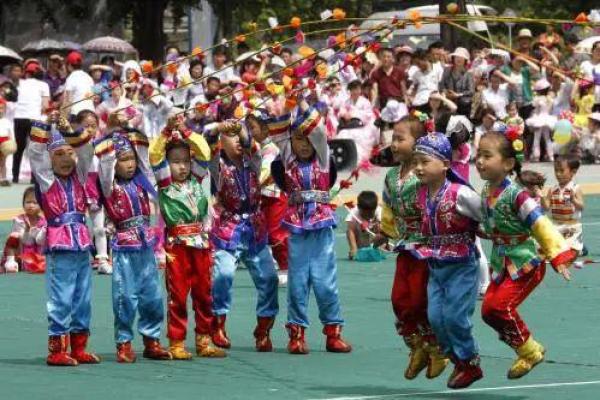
[
  {"left": 480, "top": 178, "right": 575, "bottom": 379},
  {"left": 206, "top": 123, "right": 279, "bottom": 352},
  {"left": 258, "top": 135, "right": 289, "bottom": 274},
  {"left": 413, "top": 132, "right": 483, "bottom": 389},
  {"left": 2, "top": 213, "right": 46, "bottom": 273},
  {"left": 381, "top": 165, "right": 446, "bottom": 379},
  {"left": 270, "top": 105, "right": 351, "bottom": 354},
  {"left": 149, "top": 122, "right": 225, "bottom": 359},
  {"left": 547, "top": 181, "right": 583, "bottom": 253},
  {"left": 95, "top": 128, "right": 171, "bottom": 362},
  {"left": 29, "top": 120, "right": 100, "bottom": 366}
]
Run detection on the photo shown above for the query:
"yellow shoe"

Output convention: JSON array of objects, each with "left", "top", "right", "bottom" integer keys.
[
  {"left": 422, "top": 342, "right": 449, "bottom": 379},
  {"left": 507, "top": 337, "right": 545, "bottom": 379},
  {"left": 403, "top": 334, "right": 428, "bottom": 380},
  {"left": 195, "top": 334, "right": 227, "bottom": 358},
  {"left": 169, "top": 340, "right": 193, "bottom": 360}
]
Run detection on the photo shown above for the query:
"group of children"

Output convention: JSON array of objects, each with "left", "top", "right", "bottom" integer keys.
[
  {"left": 0, "top": 73, "right": 587, "bottom": 391},
  {"left": 363, "top": 111, "right": 582, "bottom": 389},
  {"left": 7, "top": 90, "right": 353, "bottom": 368}
]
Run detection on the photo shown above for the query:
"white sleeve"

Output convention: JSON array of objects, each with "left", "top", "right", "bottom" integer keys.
[
  {"left": 456, "top": 185, "right": 483, "bottom": 222},
  {"left": 41, "top": 81, "right": 50, "bottom": 98}
]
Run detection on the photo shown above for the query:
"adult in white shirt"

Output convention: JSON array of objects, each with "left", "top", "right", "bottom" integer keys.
[
  {"left": 139, "top": 80, "right": 173, "bottom": 138},
  {"left": 408, "top": 49, "right": 442, "bottom": 109},
  {"left": 13, "top": 61, "right": 49, "bottom": 183},
  {"left": 580, "top": 40, "right": 600, "bottom": 107},
  {"left": 482, "top": 69, "right": 515, "bottom": 120},
  {"left": 64, "top": 51, "right": 95, "bottom": 116},
  {"left": 204, "top": 46, "right": 239, "bottom": 85}
]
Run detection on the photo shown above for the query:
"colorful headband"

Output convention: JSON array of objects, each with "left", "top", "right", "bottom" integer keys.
[
  {"left": 47, "top": 125, "right": 69, "bottom": 152},
  {"left": 414, "top": 132, "right": 452, "bottom": 162},
  {"left": 291, "top": 105, "right": 322, "bottom": 137},
  {"left": 113, "top": 132, "right": 134, "bottom": 157}
]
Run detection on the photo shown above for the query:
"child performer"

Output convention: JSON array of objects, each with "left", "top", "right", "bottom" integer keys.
[
  {"left": 346, "top": 190, "right": 382, "bottom": 261},
  {"left": 29, "top": 112, "right": 100, "bottom": 366},
  {"left": 81, "top": 110, "right": 112, "bottom": 274},
  {"left": 542, "top": 156, "right": 584, "bottom": 257},
  {"left": 246, "top": 111, "right": 290, "bottom": 286},
  {"left": 149, "top": 116, "right": 226, "bottom": 359},
  {"left": 412, "top": 132, "right": 484, "bottom": 389},
  {"left": 270, "top": 100, "right": 351, "bottom": 354},
  {"left": 94, "top": 122, "right": 171, "bottom": 363},
  {"left": 476, "top": 127, "right": 575, "bottom": 380},
  {"left": 208, "top": 115, "right": 279, "bottom": 352},
  {"left": 377, "top": 116, "right": 448, "bottom": 380},
  {"left": 2, "top": 187, "right": 46, "bottom": 273}
]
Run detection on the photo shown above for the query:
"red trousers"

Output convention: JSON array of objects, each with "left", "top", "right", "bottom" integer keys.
[
  {"left": 391, "top": 252, "right": 432, "bottom": 339},
  {"left": 165, "top": 244, "right": 214, "bottom": 340},
  {"left": 481, "top": 264, "right": 546, "bottom": 348},
  {"left": 261, "top": 194, "right": 289, "bottom": 271}
]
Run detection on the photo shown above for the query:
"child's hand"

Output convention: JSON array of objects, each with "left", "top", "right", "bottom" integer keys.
[
  {"left": 556, "top": 264, "right": 571, "bottom": 281},
  {"left": 4, "top": 257, "right": 18, "bottom": 273},
  {"left": 349, "top": 247, "right": 357, "bottom": 260}
]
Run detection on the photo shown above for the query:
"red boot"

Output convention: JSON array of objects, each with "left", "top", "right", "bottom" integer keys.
[
  {"left": 254, "top": 317, "right": 275, "bottom": 352},
  {"left": 47, "top": 335, "right": 78, "bottom": 366},
  {"left": 70, "top": 332, "right": 100, "bottom": 364},
  {"left": 212, "top": 315, "right": 231, "bottom": 349},
  {"left": 323, "top": 325, "right": 352, "bottom": 353},
  {"left": 142, "top": 336, "right": 173, "bottom": 360},
  {"left": 447, "top": 355, "right": 483, "bottom": 389},
  {"left": 116, "top": 342, "right": 137, "bottom": 363},
  {"left": 286, "top": 324, "right": 309, "bottom": 355}
]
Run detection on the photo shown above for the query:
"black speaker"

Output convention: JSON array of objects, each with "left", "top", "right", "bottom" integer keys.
[{"left": 328, "top": 139, "right": 358, "bottom": 171}]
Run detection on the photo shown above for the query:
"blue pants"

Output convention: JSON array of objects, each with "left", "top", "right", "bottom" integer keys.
[
  {"left": 46, "top": 251, "right": 92, "bottom": 336},
  {"left": 112, "top": 248, "right": 164, "bottom": 343},
  {"left": 212, "top": 245, "right": 278, "bottom": 317},
  {"left": 288, "top": 227, "right": 344, "bottom": 327},
  {"left": 427, "top": 257, "right": 479, "bottom": 361}
]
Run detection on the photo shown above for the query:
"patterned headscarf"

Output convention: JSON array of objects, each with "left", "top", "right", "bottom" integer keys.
[{"left": 414, "top": 132, "right": 469, "bottom": 186}]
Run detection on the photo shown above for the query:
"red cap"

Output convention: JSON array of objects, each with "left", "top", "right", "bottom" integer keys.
[
  {"left": 0, "top": 96, "right": 6, "bottom": 106},
  {"left": 25, "top": 62, "right": 41, "bottom": 74},
  {"left": 108, "top": 81, "right": 120, "bottom": 90},
  {"left": 66, "top": 51, "right": 83, "bottom": 66}
]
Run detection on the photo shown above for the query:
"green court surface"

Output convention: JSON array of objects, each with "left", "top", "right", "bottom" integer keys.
[{"left": 2, "top": 199, "right": 600, "bottom": 400}]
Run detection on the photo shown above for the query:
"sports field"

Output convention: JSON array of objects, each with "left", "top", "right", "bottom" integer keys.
[{"left": 2, "top": 168, "right": 600, "bottom": 400}]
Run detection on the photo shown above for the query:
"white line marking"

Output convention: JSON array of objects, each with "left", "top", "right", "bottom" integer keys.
[{"left": 306, "top": 380, "right": 600, "bottom": 400}]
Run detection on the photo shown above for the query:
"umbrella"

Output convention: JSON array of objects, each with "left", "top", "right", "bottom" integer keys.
[
  {"left": 63, "top": 41, "right": 82, "bottom": 51},
  {"left": 0, "top": 45, "right": 22, "bottom": 65},
  {"left": 575, "top": 36, "right": 600, "bottom": 54},
  {"left": 22, "top": 38, "right": 71, "bottom": 53},
  {"left": 83, "top": 36, "right": 137, "bottom": 54}
]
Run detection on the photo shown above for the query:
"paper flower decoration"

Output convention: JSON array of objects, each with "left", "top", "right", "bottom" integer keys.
[
  {"left": 272, "top": 42, "right": 282, "bottom": 55},
  {"left": 333, "top": 8, "right": 346, "bottom": 20},
  {"left": 290, "top": 17, "right": 302, "bottom": 29},
  {"left": 575, "top": 12, "right": 588, "bottom": 23},
  {"left": 247, "top": 22, "right": 258, "bottom": 31},
  {"left": 141, "top": 61, "right": 153, "bottom": 74},
  {"left": 284, "top": 97, "right": 297, "bottom": 110},
  {"left": 166, "top": 63, "right": 178, "bottom": 75},
  {"left": 235, "top": 34, "right": 246, "bottom": 43},
  {"left": 192, "top": 47, "right": 204, "bottom": 59},
  {"left": 408, "top": 10, "right": 422, "bottom": 22}
]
